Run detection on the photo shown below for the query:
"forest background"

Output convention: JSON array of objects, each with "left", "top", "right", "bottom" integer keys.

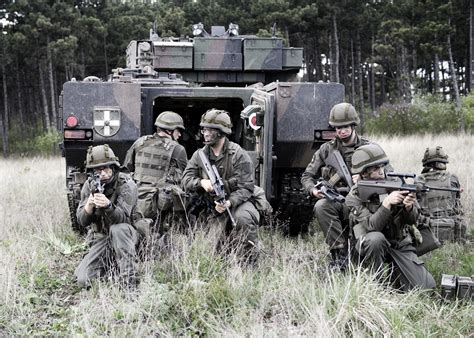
[{"left": 1, "top": 0, "right": 474, "bottom": 156}]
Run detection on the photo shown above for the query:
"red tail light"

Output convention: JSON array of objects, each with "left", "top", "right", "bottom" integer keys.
[
  {"left": 64, "top": 130, "right": 86, "bottom": 139},
  {"left": 66, "top": 115, "right": 78, "bottom": 128}
]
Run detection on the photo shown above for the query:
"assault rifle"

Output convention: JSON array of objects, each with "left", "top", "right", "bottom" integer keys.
[
  {"left": 90, "top": 173, "right": 104, "bottom": 194},
  {"left": 198, "top": 150, "right": 237, "bottom": 226},
  {"left": 357, "top": 172, "right": 460, "bottom": 202},
  {"left": 324, "top": 150, "right": 353, "bottom": 188},
  {"left": 314, "top": 180, "right": 346, "bottom": 203}
]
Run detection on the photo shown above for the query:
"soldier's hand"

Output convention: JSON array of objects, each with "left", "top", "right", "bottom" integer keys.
[
  {"left": 92, "top": 193, "right": 111, "bottom": 209},
  {"left": 382, "top": 190, "right": 409, "bottom": 209},
  {"left": 352, "top": 174, "right": 361, "bottom": 184},
  {"left": 215, "top": 200, "right": 231, "bottom": 214},
  {"left": 403, "top": 192, "right": 416, "bottom": 210},
  {"left": 200, "top": 179, "right": 214, "bottom": 193},
  {"left": 85, "top": 194, "right": 96, "bottom": 214},
  {"left": 311, "top": 188, "right": 325, "bottom": 199}
]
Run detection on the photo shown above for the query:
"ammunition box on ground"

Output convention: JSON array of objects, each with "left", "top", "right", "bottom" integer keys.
[
  {"left": 456, "top": 276, "right": 473, "bottom": 300},
  {"left": 440, "top": 274, "right": 457, "bottom": 300}
]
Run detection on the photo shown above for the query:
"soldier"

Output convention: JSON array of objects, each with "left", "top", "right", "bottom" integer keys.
[
  {"left": 346, "top": 144, "right": 436, "bottom": 291},
  {"left": 301, "top": 102, "right": 371, "bottom": 270},
  {"left": 75, "top": 144, "right": 139, "bottom": 289},
  {"left": 417, "top": 146, "right": 466, "bottom": 243},
  {"left": 182, "top": 109, "right": 260, "bottom": 260},
  {"left": 123, "top": 111, "right": 187, "bottom": 236}
]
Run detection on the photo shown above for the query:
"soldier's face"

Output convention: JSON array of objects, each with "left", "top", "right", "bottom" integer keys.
[
  {"left": 94, "top": 166, "right": 113, "bottom": 181},
  {"left": 365, "top": 164, "right": 385, "bottom": 180},
  {"left": 172, "top": 129, "right": 182, "bottom": 140},
  {"left": 201, "top": 127, "right": 220, "bottom": 144},
  {"left": 335, "top": 125, "right": 353, "bottom": 141}
]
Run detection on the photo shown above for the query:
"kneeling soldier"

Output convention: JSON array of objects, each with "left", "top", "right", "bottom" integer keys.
[
  {"left": 346, "top": 144, "right": 435, "bottom": 291},
  {"left": 75, "top": 144, "right": 139, "bottom": 289}
]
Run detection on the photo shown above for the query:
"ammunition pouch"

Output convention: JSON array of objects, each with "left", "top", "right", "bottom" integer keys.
[
  {"left": 415, "top": 225, "right": 442, "bottom": 256},
  {"left": 251, "top": 185, "right": 272, "bottom": 217},
  {"left": 154, "top": 187, "right": 173, "bottom": 212},
  {"left": 430, "top": 217, "right": 456, "bottom": 243}
]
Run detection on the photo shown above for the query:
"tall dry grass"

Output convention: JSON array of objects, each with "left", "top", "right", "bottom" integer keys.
[{"left": 0, "top": 134, "right": 472, "bottom": 336}]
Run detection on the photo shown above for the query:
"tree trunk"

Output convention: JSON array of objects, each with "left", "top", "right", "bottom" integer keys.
[
  {"left": 434, "top": 53, "right": 440, "bottom": 94},
  {"left": 332, "top": 14, "right": 340, "bottom": 83},
  {"left": 15, "top": 57, "right": 24, "bottom": 129},
  {"left": 47, "top": 36, "right": 57, "bottom": 130},
  {"left": 39, "top": 61, "right": 51, "bottom": 131},
  {"left": 328, "top": 31, "right": 333, "bottom": 82},
  {"left": 447, "top": 30, "right": 465, "bottom": 132},
  {"left": 1, "top": 59, "right": 9, "bottom": 158},
  {"left": 103, "top": 31, "right": 108, "bottom": 76},
  {"left": 350, "top": 38, "right": 356, "bottom": 106},
  {"left": 356, "top": 31, "right": 365, "bottom": 132}
]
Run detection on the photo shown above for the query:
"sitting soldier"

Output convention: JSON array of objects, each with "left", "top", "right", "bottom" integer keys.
[
  {"left": 75, "top": 144, "right": 139, "bottom": 289},
  {"left": 345, "top": 144, "right": 435, "bottom": 291},
  {"left": 416, "top": 146, "right": 466, "bottom": 243},
  {"left": 182, "top": 109, "right": 265, "bottom": 262}
]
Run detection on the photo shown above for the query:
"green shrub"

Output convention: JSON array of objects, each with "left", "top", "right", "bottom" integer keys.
[{"left": 365, "top": 94, "right": 474, "bottom": 135}]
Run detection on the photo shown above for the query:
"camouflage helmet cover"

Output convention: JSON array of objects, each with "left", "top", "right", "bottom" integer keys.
[
  {"left": 422, "top": 146, "right": 449, "bottom": 165},
  {"left": 200, "top": 108, "right": 232, "bottom": 134},
  {"left": 155, "top": 111, "right": 185, "bottom": 130},
  {"left": 85, "top": 144, "right": 120, "bottom": 169},
  {"left": 352, "top": 143, "right": 389, "bottom": 175},
  {"left": 329, "top": 102, "right": 360, "bottom": 127}
]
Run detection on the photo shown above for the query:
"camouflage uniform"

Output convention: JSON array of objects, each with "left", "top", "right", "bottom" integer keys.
[
  {"left": 346, "top": 186, "right": 436, "bottom": 291},
  {"left": 301, "top": 135, "right": 371, "bottom": 250},
  {"left": 124, "top": 133, "right": 187, "bottom": 219},
  {"left": 123, "top": 111, "right": 187, "bottom": 237},
  {"left": 75, "top": 146, "right": 138, "bottom": 288},
  {"left": 346, "top": 144, "right": 435, "bottom": 291},
  {"left": 417, "top": 147, "right": 466, "bottom": 243},
  {"left": 182, "top": 138, "right": 259, "bottom": 250}
]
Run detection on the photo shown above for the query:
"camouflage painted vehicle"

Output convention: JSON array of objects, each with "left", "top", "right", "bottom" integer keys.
[{"left": 60, "top": 24, "right": 344, "bottom": 233}]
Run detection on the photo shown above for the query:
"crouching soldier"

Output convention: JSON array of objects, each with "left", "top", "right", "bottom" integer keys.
[
  {"left": 124, "top": 111, "right": 188, "bottom": 238},
  {"left": 75, "top": 144, "right": 139, "bottom": 289},
  {"left": 346, "top": 144, "right": 435, "bottom": 291},
  {"left": 301, "top": 102, "right": 372, "bottom": 270},
  {"left": 417, "top": 146, "right": 467, "bottom": 243},
  {"left": 182, "top": 109, "right": 264, "bottom": 262}
]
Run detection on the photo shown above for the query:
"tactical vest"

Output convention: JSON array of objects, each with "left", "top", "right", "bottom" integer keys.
[
  {"left": 133, "top": 135, "right": 177, "bottom": 185},
  {"left": 418, "top": 171, "right": 464, "bottom": 242},
  {"left": 419, "top": 171, "right": 456, "bottom": 217}
]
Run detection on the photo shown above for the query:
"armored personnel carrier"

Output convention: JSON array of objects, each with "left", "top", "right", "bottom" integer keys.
[{"left": 60, "top": 23, "right": 344, "bottom": 232}]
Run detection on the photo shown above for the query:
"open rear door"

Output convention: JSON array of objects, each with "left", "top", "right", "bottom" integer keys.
[{"left": 246, "top": 89, "right": 275, "bottom": 200}]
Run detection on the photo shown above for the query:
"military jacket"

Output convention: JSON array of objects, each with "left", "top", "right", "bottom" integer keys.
[
  {"left": 301, "top": 135, "right": 371, "bottom": 195},
  {"left": 77, "top": 172, "right": 138, "bottom": 234},
  {"left": 182, "top": 138, "right": 254, "bottom": 208},
  {"left": 123, "top": 133, "right": 187, "bottom": 187},
  {"left": 346, "top": 184, "right": 418, "bottom": 242}
]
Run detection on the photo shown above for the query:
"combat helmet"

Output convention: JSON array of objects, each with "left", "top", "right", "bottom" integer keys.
[
  {"left": 422, "top": 146, "right": 449, "bottom": 166},
  {"left": 352, "top": 143, "right": 389, "bottom": 175},
  {"left": 329, "top": 103, "right": 360, "bottom": 127},
  {"left": 200, "top": 108, "right": 232, "bottom": 134},
  {"left": 85, "top": 144, "right": 120, "bottom": 169},
  {"left": 155, "top": 111, "right": 184, "bottom": 130}
]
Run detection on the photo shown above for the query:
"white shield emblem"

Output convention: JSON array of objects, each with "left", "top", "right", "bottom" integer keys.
[{"left": 93, "top": 107, "right": 121, "bottom": 137}]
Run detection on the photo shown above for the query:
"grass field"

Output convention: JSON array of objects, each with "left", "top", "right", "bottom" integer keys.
[{"left": 0, "top": 134, "right": 472, "bottom": 335}]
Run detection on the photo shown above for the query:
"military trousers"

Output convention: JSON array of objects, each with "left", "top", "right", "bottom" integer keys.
[
  {"left": 314, "top": 198, "right": 350, "bottom": 250},
  {"left": 354, "top": 231, "right": 436, "bottom": 291},
  {"left": 75, "top": 223, "right": 139, "bottom": 287}
]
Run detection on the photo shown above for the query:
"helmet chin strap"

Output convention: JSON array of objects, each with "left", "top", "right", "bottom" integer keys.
[{"left": 338, "top": 126, "right": 355, "bottom": 143}]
